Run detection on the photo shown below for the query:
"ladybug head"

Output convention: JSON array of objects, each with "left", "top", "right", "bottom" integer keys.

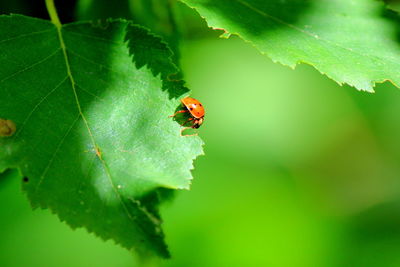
[{"left": 192, "top": 117, "right": 204, "bottom": 129}]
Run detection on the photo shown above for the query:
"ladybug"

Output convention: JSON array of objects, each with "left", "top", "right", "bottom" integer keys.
[{"left": 170, "top": 97, "right": 205, "bottom": 130}]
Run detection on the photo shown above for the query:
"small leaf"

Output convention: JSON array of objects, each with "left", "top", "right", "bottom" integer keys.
[
  {"left": 0, "top": 14, "right": 203, "bottom": 257},
  {"left": 181, "top": 0, "right": 400, "bottom": 91}
]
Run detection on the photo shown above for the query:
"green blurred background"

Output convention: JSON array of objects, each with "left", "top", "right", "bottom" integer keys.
[{"left": 2, "top": 1, "right": 400, "bottom": 266}]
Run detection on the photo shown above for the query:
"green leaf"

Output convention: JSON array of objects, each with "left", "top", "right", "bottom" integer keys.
[
  {"left": 0, "top": 14, "right": 203, "bottom": 257},
  {"left": 181, "top": 0, "right": 400, "bottom": 92}
]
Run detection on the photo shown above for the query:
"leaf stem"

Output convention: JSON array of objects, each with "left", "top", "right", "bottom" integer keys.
[{"left": 45, "top": 0, "right": 62, "bottom": 27}]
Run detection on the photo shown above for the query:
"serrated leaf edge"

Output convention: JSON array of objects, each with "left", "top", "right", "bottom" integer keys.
[{"left": 181, "top": 0, "right": 400, "bottom": 92}]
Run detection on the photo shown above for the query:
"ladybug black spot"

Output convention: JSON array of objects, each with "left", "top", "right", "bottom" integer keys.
[
  {"left": 23, "top": 177, "right": 29, "bottom": 183},
  {"left": 190, "top": 108, "right": 193, "bottom": 111}
]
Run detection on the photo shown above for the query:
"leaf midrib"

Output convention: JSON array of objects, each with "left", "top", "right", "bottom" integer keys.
[{"left": 51, "top": 22, "right": 139, "bottom": 223}]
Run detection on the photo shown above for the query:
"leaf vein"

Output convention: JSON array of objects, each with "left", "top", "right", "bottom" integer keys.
[
  {"left": 35, "top": 114, "right": 80, "bottom": 192},
  {"left": 14, "top": 76, "right": 69, "bottom": 138},
  {"left": 0, "top": 47, "right": 61, "bottom": 83},
  {"left": 0, "top": 28, "right": 54, "bottom": 44},
  {"left": 75, "top": 83, "right": 105, "bottom": 102},
  {"left": 63, "top": 28, "right": 124, "bottom": 46},
  {"left": 67, "top": 48, "right": 121, "bottom": 74},
  {"left": 236, "top": 0, "right": 398, "bottom": 71}
]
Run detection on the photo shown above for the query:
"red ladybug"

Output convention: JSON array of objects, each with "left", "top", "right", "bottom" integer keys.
[{"left": 170, "top": 97, "right": 205, "bottom": 130}]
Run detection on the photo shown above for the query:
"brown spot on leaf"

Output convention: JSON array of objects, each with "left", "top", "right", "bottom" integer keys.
[{"left": 0, "top": 119, "right": 16, "bottom": 137}]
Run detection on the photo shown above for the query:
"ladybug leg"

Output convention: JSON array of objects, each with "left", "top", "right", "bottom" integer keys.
[{"left": 168, "top": 110, "right": 188, "bottom": 117}]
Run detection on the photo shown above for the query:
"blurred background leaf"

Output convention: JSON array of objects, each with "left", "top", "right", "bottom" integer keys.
[{"left": 385, "top": 0, "right": 400, "bottom": 12}]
